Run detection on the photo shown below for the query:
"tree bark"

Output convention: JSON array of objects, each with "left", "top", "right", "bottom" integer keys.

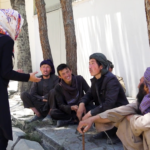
[
  {"left": 10, "top": 0, "right": 32, "bottom": 93},
  {"left": 35, "top": 0, "right": 53, "bottom": 60},
  {"left": 145, "top": 0, "right": 150, "bottom": 45},
  {"left": 60, "top": 0, "right": 77, "bottom": 75}
]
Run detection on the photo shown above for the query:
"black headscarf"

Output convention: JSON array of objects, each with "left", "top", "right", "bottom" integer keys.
[{"left": 40, "top": 59, "right": 55, "bottom": 75}]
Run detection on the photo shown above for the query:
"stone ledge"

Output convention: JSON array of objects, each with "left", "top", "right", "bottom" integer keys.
[
  {"left": 7, "top": 127, "right": 26, "bottom": 150},
  {"left": 14, "top": 139, "right": 44, "bottom": 150},
  {"left": 36, "top": 125, "right": 124, "bottom": 150}
]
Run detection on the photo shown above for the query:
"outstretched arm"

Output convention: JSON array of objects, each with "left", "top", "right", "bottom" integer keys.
[{"left": 1, "top": 38, "right": 41, "bottom": 83}]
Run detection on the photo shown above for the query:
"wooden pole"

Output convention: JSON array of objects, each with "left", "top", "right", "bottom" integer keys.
[{"left": 82, "top": 133, "right": 85, "bottom": 150}]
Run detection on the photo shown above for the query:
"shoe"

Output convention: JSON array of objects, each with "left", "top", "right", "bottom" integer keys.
[
  {"left": 107, "top": 135, "right": 121, "bottom": 145},
  {"left": 56, "top": 118, "right": 72, "bottom": 127},
  {"left": 42, "top": 115, "right": 53, "bottom": 124},
  {"left": 93, "top": 132, "right": 106, "bottom": 139},
  {"left": 26, "top": 115, "right": 43, "bottom": 123}
]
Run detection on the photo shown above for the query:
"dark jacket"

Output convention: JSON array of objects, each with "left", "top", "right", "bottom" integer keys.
[
  {"left": 0, "top": 34, "right": 30, "bottom": 140},
  {"left": 30, "top": 74, "right": 59, "bottom": 100},
  {"left": 80, "top": 71, "right": 129, "bottom": 116},
  {"left": 54, "top": 75, "right": 89, "bottom": 115}
]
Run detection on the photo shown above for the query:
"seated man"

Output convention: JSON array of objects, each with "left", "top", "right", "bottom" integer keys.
[
  {"left": 107, "top": 60, "right": 126, "bottom": 93},
  {"left": 77, "top": 68, "right": 150, "bottom": 150},
  {"left": 50, "top": 64, "right": 90, "bottom": 127},
  {"left": 21, "top": 59, "right": 59, "bottom": 122},
  {"left": 77, "top": 53, "right": 128, "bottom": 139}
]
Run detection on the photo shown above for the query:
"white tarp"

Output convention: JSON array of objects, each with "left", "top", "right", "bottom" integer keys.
[{"left": 73, "top": 0, "right": 150, "bottom": 97}]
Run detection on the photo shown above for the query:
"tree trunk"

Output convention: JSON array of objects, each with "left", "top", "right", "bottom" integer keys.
[
  {"left": 35, "top": 0, "right": 53, "bottom": 60},
  {"left": 10, "top": 0, "right": 32, "bottom": 93},
  {"left": 60, "top": 0, "right": 77, "bottom": 75},
  {"left": 145, "top": 0, "right": 150, "bottom": 45}
]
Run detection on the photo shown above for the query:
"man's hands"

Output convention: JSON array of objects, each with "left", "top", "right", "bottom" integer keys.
[
  {"left": 43, "top": 99, "right": 48, "bottom": 102},
  {"left": 77, "top": 118, "right": 93, "bottom": 134},
  {"left": 71, "top": 105, "right": 78, "bottom": 112},
  {"left": 82, "top": 111, "right": 92, "bottom": 120},
  {"left": 29, "top": 72, "right": 41, "bottom": 82},
  {"left": 77, "top": 103, "right": 86, "bottom": 121},
  {"left": 76, "top": 103, "right": 93, "bottom": 134}
]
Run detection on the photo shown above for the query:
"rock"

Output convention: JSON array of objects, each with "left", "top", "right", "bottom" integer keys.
[
  {"left": 8, "top": 81, "right": 18, "bottom": 92},
  {"left": 14, "top": 139, "right": 44, "bottom": 150},
  {"left": 11, "top": 108, "right": 34, "bottom": 118},
  {"left": 8, "top": 81, "right": 18, "bottom": 98},
  {"left": 10, "top": 98, "right": 34, "bottom": 129},
  {"left": 8, "top": 90, "right": 17, "bottom": 97},
  {"left": 36, "top": 125, "right": 124, "bottom": 150},
  {"left": 7, "top": 127, "right": 26, "bottom": 150}
]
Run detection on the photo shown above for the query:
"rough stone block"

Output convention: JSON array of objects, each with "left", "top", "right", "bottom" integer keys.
[
  {"left": 14, "top": 139, "right": 44, "bottom": 150},
  {"left": 7, "top": 127, "right": 26, "bottom": 150},
  {"left": 36, "top": 125, "right": 124, "bottom": 150}
]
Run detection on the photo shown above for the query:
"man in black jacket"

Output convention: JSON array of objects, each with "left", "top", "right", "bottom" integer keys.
[
  {"left": 50, "top": 64, "right": 90, "bottom": 127},
  {"left": 21, "top": 60, "right": 58, "bottom": 122},
  {"left": 77, "top": 53, "right": 128, "bottom": 140}
]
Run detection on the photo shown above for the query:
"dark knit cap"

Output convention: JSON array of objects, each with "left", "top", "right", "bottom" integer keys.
[
  {"left": 90, "top": 53, "right": 108, "bottom": 75},
  {"left": 40, "top": 59, "right": 55, "bottom": 75}
]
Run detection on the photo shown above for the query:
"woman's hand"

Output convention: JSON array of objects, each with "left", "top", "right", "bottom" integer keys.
[{"left": 29, "top": 72, "right": 41, "bottom": 82}]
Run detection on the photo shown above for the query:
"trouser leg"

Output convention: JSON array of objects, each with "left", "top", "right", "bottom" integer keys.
[
  {"left": 48, "top": 89, "right": 56, "bottom": 109},
  {"left": 21, "top": 92, "right": 48, "bottom": 117},
  {"left": 21, "top": 92, "right": 35, "bottom": 108},
  {"left": 105, "top": 127, "right": 117, "bottom": 137},
  {"left": 50, "top": 109, "right": 71, "bottom": 120},
  {"left": 0, "top": 128, "right": 8, "bottom": 150}
]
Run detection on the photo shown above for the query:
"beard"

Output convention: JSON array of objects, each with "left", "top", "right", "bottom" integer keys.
[
  {"left": 43, "top": 74, "right": 50, "bottom": 77},
  {"left": 136, "top": 83, "right": 147, "bottom": 114}
]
